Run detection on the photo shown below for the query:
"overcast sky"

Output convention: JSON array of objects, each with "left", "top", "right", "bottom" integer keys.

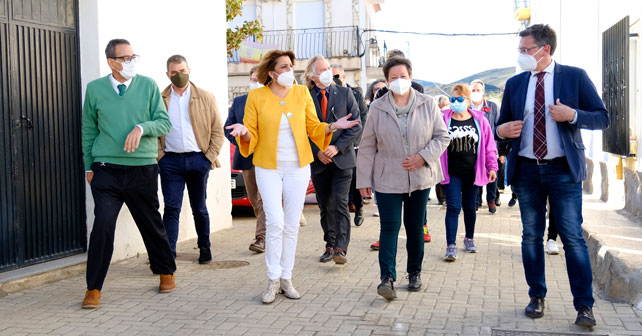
[{"left": 372, "top": 0, "right": 524, "bottom": 84}]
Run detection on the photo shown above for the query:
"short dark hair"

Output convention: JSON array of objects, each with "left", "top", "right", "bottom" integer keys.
[
  {"left": 166, "top": 54, "right": 188, "bottom": 71},
  {"left": 519, "top": 24, "right": 557, "bottom": 56},
  {"left": 105, "top": 39, "right": 130, "bottom": 58},
  {"left": 382, "top": 56, "right": 412, "bottom": 81}
]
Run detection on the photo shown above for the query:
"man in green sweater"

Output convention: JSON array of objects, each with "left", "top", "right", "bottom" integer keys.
[{"left": 81, "top": 39, "right": 176, "bottom": 309}]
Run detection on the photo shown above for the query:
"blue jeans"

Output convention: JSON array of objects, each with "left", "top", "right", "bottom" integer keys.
[
  {"left": 375, "top": 189, "right": 429, "bottom": 281},
  {"left": 444, "top": 174, "right": 479, "bottom": 246},
  {"left": 159, "top": 152, "right": 211, "bottom": 257},
  {"left": 511, "top": 157, "right": 594, "bottom": 310}
]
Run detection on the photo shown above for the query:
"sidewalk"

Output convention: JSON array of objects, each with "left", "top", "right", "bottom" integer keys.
[{"left": 0, "top": 191, "right": 641, "bottom": 335}]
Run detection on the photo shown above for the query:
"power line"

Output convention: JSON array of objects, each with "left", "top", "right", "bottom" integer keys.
[{"left": 362, "top": 28, "right": 519, "bottom": 37}]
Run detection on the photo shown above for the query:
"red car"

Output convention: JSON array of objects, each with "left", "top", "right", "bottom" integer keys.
[{"left": 230, "top": 143, "right": 315, "bottom": 207}]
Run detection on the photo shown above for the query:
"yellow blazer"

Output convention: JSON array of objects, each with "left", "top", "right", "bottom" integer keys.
[{"left": 238, "top": 84, "right": 331, "bottom": 169}]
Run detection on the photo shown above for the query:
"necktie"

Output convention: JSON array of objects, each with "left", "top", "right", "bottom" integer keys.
[
  {"left": 320, "top": 89, "right": 328, "bottom": 121},
  {"left": 533, "top": 72, "right": 547, "bottom": 160},
  {"left": 117, "top": 84, "right": 127, "bottom": 96}
]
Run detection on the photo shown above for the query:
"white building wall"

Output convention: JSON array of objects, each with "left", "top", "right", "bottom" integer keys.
[
  {"left": 79, "top": 0, "right": 232, "bottom": 261},
  {"left": 330, "top": 0, "right": 353, "bottom": 27}
]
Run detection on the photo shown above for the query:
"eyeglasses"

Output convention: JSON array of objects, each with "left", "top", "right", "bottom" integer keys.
[
  {"left": 110, "top": 54, "right": 140, "bottom": 64},
  {"left": 517, "top": 46, "right": 539, "bottom": 54},
  {"left": 449, "top": 97, "right": 465, "bottom": 103}
]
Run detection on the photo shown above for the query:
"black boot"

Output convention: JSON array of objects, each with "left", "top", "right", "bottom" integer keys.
[
  {"left": 525, "top": 297, "right": 545, "bottom": 318},
  {"left": 377, "top": 278, "right": 397, "bottom": 300},
  {"left": 407, "top": 272, "right": 421, "bottom": 291},
  {"left": 198, "top": 247, "right": 212, "bottom": 264},
  {"left": 575, "top": 305, "right": 596, "bottom": 327}
]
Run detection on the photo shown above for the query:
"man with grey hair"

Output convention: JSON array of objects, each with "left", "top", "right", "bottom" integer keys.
[
  {"left": 330, "top": 63, "right": 368, "bottom": 226},
  {"left": 435, "top": 95, "right": 450, "bottom": 111},
  {"left": 470, "top": 79, "right": 501, "bottom": 213},
  {"left": 306, "top": 56, "right": 361, "bottom": 264}
]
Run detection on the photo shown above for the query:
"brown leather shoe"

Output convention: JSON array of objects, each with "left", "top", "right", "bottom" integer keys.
[
  {"left": 82, "top": 289, "right": 101, "bottom": 309},
  {"left": 249, "top": 237, "right": 265, "bottom": 253},
  {"left": 159, "top": 274, "right": 176, "bottom": 293}
]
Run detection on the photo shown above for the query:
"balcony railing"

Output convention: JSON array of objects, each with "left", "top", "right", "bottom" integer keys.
[{"left": 228, "top": 26, "right": 360, "bottom": 63}]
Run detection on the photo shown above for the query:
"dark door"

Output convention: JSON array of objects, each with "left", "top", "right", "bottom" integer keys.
[{"left": 0, "top": 0, "right": 85, "bottom": 272}]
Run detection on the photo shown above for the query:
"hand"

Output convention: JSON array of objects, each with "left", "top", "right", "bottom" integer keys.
[
  {"left": 323, "top": 145, "right": 339, "bottom": 158},
  {"left": 488, "top": 170, "right": 497, "bottom": 183},
  {"left": 359, "top": 187, "right": 372, "bottom": 198},
  {"left": 225, "top": 123, "right": 248, "bottom": 138},
  {"left": 549, "top": 98, "right": 576, "bottom": 122},
  {"left": 498, "top": 121, "right": 524, "bottom": 138},
  {"left": 124, "top": 126, "right": 143, "bottom": 153},
  {"left": 316, "top": 150, "right": 333, "bottom": 164},
  {"left": 333, "top": 113, "right": 360, "bottom": 130},
  {"left": 86, "top": 171, "right": 94, "bottom": 184},
  {"left": 401, "top": 154, "right": 425, "bottom": 171},
  {"left": 499, "top": 155, "right": 505, "bottom": 164}
]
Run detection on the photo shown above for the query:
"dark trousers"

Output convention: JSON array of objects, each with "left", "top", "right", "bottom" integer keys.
[
  {"left": 477, "top": 177, "right": 497, "bottom": 206},
  {"left": 445, "top": 174, "right": 479, "bottom": 246},
  {"left": 376, "top": 189, "right": 429, "bottom": 281},
  {"left": 497, "top": 158, "right": 506, "bottom": 190},
  {"left": 87, "top": 163, "right": 176, "bottom": 291},
  {"left": 512, "top": 157, "right": 594, "bottom": 310},
  {"left": 159, "top": 152, "right": 211, "bottom": 258},
  {"left": 548, "top": 206, "right": 558, "bottom": 241},
  {"left": 311, "top": 163, "right": 352, "bottom": 252}
]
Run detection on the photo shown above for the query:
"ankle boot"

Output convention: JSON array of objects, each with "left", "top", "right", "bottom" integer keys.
[
  {"left": 262, "top": 279, "right": 280, "bottom": 304},
  {"left": 279, "top": 278, "right": 301, "bottom": 299}
]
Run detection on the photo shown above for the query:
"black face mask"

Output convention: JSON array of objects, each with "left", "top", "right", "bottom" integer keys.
[{"left": 170, "top": 73, "right": 189, "bottom": 88}]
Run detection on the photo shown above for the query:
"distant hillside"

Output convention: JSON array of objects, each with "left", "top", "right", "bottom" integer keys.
[{"left": 417, "top": 67, "right": 516, "bottom": 99}]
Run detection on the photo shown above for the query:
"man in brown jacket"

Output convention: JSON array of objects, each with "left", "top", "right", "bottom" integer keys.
[{"left": 158, "top": 55, "right": 224, "bottom": 264}]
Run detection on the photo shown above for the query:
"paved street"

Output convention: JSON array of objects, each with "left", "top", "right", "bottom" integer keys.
[{"left": 0, "top": 191, "right": 641, "bottom": 335}]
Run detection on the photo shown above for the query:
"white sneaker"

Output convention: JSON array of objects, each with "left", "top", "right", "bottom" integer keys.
[
  {"left": 546, "top": 239, "right": 559, "bottom": 255},
  {"left": 299, "top": 214, "right": 306, "bottom": 226}
]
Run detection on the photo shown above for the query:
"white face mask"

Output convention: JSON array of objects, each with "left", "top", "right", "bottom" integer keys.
[
  {"left": 318, "top": 69, "right": 334, "bottom": 87},
  {"left": 275, "top": 70, "right": 295, "bottom": 88},
  {"left": 470, "top": 91, "right": 484, "bottom": 103},
  {"left": 389, "top": 78, "right": 411, "bottom": 95},
  {"left": 441, "top": 105, "right": 450, "bottom": 112},
  {"left": 517, "top": 47, "right": 544, "bottom": 71},
  {"left": 250, "top": 82, "right": 264, "bottom": 90},
  {"left": 118, "top": 61, "right": 137, "bottom": 80}
]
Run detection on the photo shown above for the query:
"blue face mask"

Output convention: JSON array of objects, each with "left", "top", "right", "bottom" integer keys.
[{"left": 451, "top": 101, "right": 467, "bottom": 113}]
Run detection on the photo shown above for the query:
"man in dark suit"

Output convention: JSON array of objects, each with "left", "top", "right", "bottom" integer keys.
[
  {"left": 305, "top": 56, "right": 361, "bottom": 264},
  {"left": 224, "top": 66, "right": 267, "bottom": 253},
  {"left": 496, "top": 24, "right": 609, "bottom": 327},
  {"left": 330, "top": 63, "right": 369, "bottom": 226}
]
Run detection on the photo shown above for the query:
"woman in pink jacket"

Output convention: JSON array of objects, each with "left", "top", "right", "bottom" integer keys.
[{"left": 440, "top": 84, "right": 497, "bottom": 261}]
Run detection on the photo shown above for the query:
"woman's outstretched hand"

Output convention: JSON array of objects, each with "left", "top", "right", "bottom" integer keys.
[
  {"left": 334, "top": 113, "right": 360, "bottom": 130},
  {"left": 225, "top": 124, "right": 250, "bottom": 142}
]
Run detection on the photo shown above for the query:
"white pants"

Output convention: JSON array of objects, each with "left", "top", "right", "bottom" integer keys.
[{"left": 255, "top": 161, "right": 310, "bottom": 280}]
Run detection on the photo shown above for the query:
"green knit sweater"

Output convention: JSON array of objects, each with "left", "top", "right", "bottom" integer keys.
[{"left": 82, "top": 75, "right": 171, "bottom": 169}]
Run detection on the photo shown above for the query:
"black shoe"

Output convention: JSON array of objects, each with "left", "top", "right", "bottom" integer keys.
[
  {"left": 198, "top": 247, "right": 212, "bottom": 264},
  {"left": 407, "top": 272, "right": 421, "bottom": 292},
  {"left": 437, "top": 200, "right": 444, "bottom": 205},
  {"left": 495, "top": 198, "right": 501, "bottom": 206},
  {"left": 354, "top": 207, "right": 364, "bottom": 226},
  {"left": 525, "top": 297, "right": 545, "bottom": 318},
  {"left": 377, "top": 278, "right": 397, "bottom": 300},
  {"left": 575, "top": 305, "right": 596, "bottom": 327},
  {"left": 319, "top": 247, "right": 334, "bottom": 262},
  {"left": 508, "top": 198, "right": 517, "bottom": 207},
  {"left": 333, "top": 248, "right": 347, "bottom": 264}
]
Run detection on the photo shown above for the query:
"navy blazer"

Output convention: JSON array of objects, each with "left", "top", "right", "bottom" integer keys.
[
  {"left": 496, "top": 63, "right": 610, "bottom": 185},
  {"left": 224, "top": 94, "right": 254, "bottom": 171},
  {"left": 309, "top": 84, "right": 361, "bottom": 174}
]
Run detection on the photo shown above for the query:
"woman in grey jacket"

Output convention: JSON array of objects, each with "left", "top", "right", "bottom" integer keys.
[{"left": 356, "top": 57, "right": 450, "bottom": 300}]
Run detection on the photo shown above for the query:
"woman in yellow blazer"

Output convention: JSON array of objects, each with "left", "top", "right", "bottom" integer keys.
[{"left": 226, "top": 50, "right": 358, "bottom": 304}]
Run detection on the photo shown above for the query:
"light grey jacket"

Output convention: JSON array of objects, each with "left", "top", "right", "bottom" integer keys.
[{"left": 356, "top": 91, "right": 450, "bottom": 194}]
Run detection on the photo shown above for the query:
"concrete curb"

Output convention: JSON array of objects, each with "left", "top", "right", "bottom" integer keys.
[
  {"left": 0, "top": 263, "right": 86, "bottom": 294},
  {"left": 584, "top": 227, "right": 642, "bottom": 309}
]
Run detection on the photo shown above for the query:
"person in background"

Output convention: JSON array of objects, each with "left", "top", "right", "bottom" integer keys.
[
  {"left": 439, "top": 84, "right": 497, "bottom": 261},
  {"left": 357, "top": 57, "right": 449, "bottom": 299},
  {"left": 365, "top": 80, "right": 386, "bottom": 106},
  {"left": 226, "top": 50, "right": 359, "bottom": 304},
  {"left": 158, "top": 55, "right": 224, "bottom": 264},
  {"left": 331, "top": 63, "right": 369, "bottom": 227},
  {"left": 305, "top": 56, "right": 361, "bottom": 265},
  {"left": 434, "top": 95, "right": 450, "bottom": 206},
  {"left": 496, "top": 24, "right": 609, "bottom": 326},
  {"left": 81, "top": 39, "right": 176, "bottom": 309},
  {"left": 470, "top": 79, "right": 501, "bottom": 214},
  {"left": 225, "top": 66, "right": 267, "bottom": 253}
]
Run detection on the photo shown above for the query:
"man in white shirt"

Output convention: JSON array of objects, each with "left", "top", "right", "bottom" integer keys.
[{"left": 158, "top": 55, "right": 224, "bottom": 264}]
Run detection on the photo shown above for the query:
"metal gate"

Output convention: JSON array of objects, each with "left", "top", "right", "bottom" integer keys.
[
  {"left": 602, "top": 16, "right": 630, "bottom": 156},
  {"left": 0, "top": 0, "right": 85, "bottom": 272}
]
